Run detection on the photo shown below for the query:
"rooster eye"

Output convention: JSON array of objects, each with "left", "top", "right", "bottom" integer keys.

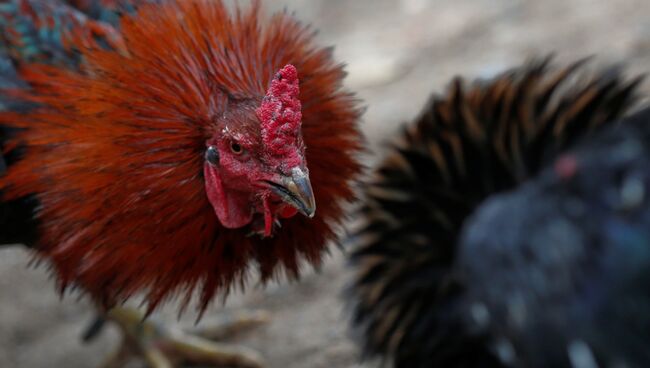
[
  {"left": 230, "top": 142, "right": 243, "bottom": 154},
  {"left": 205, "top": 146, "right": 219, "bottom": 166}
]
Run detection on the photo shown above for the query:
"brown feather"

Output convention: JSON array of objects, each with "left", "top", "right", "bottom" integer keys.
[{"left": 0, "top": 0, "right": 363, "bottom": 313}]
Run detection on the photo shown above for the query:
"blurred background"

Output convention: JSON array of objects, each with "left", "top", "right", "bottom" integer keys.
[{"left": 1, "top": 0, "right": 650, "bottom": 367}]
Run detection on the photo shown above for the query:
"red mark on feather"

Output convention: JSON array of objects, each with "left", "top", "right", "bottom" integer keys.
[
  {"left": 555, "top": 154, "right": 578, "bottom": 180},
  {"left": 257, "top": 64, "right": 303, "bottom": 168}
]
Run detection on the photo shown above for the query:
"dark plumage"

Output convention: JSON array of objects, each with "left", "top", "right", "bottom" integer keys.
[
  {"left": 347, "top": 58, "right": 644, "bottom": 367},
  {"left": 460, "top": 107, "right": 650, "bottom": 367}
]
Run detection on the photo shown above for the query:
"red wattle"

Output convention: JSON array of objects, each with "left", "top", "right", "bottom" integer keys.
[{"left": 280, "top": 206, "right": 298, "bottom": 218}]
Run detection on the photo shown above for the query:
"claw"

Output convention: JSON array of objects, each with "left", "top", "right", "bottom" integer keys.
[
  {"left": 89, "top": 307, "right": 268, "bottom": 368},
  {"left": 192, "top": 310, "right": 271, "bottom": 340}
]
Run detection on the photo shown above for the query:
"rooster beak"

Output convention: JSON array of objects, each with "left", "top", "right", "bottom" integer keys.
[{"left": 267, "top": 167, "right": 316, "bottom": 218}]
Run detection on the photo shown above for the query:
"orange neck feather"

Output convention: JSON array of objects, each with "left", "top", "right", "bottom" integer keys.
[{"left": 0, "top": 0, "right": 363, "bottom": 313}]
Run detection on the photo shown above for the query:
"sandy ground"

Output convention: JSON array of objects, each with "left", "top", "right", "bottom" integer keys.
[{"left": 2, "top": 0, "right": 650, "bottom": 367}]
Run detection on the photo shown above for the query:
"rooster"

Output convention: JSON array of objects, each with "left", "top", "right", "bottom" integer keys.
[
  {"left": 0, "top": 0, "right": 363, "bottom": 367},
  {"left": 459, "top": 106, "right": 650, "bottom": 367},
  {"left": 347, "top": 58, "right": 644, "bottom": 367}
]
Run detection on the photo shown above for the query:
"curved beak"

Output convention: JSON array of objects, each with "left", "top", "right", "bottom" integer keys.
[{"left": 267, "top": 167, "right": 316, "bottom": 218}]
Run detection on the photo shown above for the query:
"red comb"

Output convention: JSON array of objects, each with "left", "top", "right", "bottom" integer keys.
[{"left": 257, "top": 64, "right": 302, "bottom": 166}]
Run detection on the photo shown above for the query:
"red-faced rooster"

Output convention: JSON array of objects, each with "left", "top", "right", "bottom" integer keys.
[{"left": 0, "top": 0, "right": 363, "bottom": 366}]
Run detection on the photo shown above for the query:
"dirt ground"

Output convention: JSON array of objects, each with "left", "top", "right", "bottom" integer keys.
[{"left": 2, "top": 0, "right": 650, "bottom": 367}]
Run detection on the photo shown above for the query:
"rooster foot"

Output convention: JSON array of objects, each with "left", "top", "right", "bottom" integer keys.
[{"left": 88, "top": 307, "right": 269, "bottom": 368}]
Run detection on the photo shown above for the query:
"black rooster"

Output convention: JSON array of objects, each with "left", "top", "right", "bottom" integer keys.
[
  {"left": 348, "top": 57, "right": 648, "bottom": 368},
  {"left": 460, "top": 106, "right": 650, "bottom": 367}
]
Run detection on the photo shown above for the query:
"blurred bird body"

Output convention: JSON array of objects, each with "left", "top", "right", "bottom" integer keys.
[
  {"left": 461, "top": 108, "right": 650, "bottom": 366},
  {"left": 348, "top": 58, "right": 644, "bottom": 367},
  {"left": 0, "top": 0, "right": 362, "bottom": 314}
]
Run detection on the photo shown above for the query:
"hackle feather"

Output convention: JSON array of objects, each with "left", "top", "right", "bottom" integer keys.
[{"left": 0, "top": 0, "right": 363, "bottom": 314}]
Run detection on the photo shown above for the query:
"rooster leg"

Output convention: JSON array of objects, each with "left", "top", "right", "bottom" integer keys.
[
  {"left": 189, "top": 310, "right": 271, "bottom": 340},
  {"left": 97, "top": 307, "right": 267, "bottom": 368}
]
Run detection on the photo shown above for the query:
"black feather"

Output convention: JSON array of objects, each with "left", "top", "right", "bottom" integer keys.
[
  {"left": 347, "top": 57, "right": 643, "bottom": 367},
  {"left": 461, "top": 107, "right": 650, "bottom": 367}
]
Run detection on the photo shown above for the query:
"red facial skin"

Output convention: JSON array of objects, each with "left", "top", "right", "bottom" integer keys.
[{"left": 202, "top": 125, "right": 302, "bottom": 236}]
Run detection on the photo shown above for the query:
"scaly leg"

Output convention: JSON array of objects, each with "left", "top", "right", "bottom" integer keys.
[{"left": 88, "top": 307, "right": 269, "bottom": 368}]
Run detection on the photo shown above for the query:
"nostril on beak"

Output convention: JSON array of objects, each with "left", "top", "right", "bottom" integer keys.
[{"left": 266, "top": 167, "right": 316, "bottom": 218}]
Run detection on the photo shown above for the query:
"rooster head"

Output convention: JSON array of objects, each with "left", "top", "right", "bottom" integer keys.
[{"left": 203, "top": 64, "right": 314, "bottom": 237}]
